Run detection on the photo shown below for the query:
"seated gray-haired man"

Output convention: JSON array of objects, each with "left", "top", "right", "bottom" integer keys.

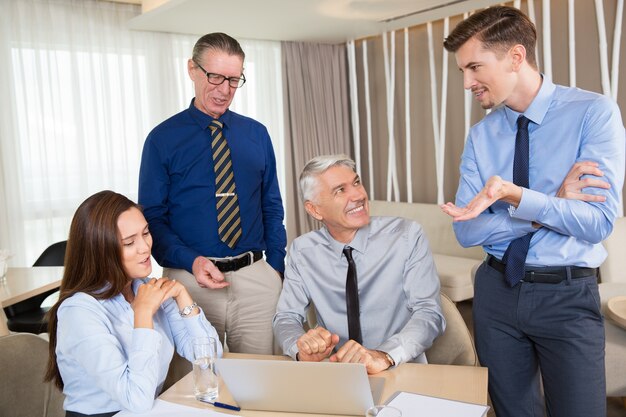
[{"left": 272, "top": 155, "right": 445, "bottom": 374}]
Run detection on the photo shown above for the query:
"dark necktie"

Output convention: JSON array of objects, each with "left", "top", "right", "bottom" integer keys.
[
  {"left": 502, "top": 115, "right": 534, "bottom": 287},
  {"left": 343, "top": 246, "right": 362, "bottom": 344},
  {"left": 210, "top": 120, "right": 242, "bottom": 249}
]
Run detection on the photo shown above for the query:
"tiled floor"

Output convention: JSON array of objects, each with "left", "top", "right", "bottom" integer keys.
[{"left": 456, "top": 299, "right": 626, "bottom": 417}]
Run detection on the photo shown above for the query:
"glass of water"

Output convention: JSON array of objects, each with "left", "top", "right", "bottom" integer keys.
[
  {"left": 192, "top": 337, "right": 219, "bottom": 402},
  {"left": 365, "top": 405, "right": 402, "bottom": 417}
]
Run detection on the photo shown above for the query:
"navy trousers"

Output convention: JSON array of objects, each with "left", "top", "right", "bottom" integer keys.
[{"left": 473, "top": 262, "right": 605, "bottom": 417}]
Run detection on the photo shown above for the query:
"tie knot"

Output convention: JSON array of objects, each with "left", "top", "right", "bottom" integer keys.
[
  {"left": 343, "top": 246, "right": 354, "bottom": 261},
  {"left": 517, "top": 115, "right": 530, "bottom": 130},
  {"left": 210, "top": 120, "right": 223, "bottom": 132}
]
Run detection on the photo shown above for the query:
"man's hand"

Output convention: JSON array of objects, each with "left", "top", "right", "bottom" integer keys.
[
  {"left": 296, "top": 327, "right": 339, "bottom": 362},
  {"left": 329, "top": 340, "right": 391, "bottom": 375},
  {"left": 192, "top": 256, "right": 229, "bottom": 289},
  {"left": 557, "top": 161, "right": 609, "bottom": 202},
  {"left": 441, "top": 175, "right": 522, "bottom": 222}
]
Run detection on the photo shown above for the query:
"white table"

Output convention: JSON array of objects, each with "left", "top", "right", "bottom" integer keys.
[
  {"left": 0, "top": 267, "right": 63, "bottom": 336},
  {"left": 160, "top": 353, "right": 488, "bottom": 416}
]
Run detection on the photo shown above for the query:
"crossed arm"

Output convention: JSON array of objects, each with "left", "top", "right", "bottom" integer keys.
[{"left": 441, "top": 161, "right": 609, "bottom": 222}]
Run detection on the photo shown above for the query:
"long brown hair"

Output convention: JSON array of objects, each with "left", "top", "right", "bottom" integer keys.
[{"left": 45, "top": 190, "right": 140, "bottom": 389}]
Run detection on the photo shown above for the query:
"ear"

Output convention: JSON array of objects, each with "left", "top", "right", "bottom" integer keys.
[
  {"left": 509, "top": 44, "right": 526, "bottom": 71},
  {"left": 304, "top": 201, "right": 323, "bottom": 222},
  {"left": 187, "top": 59, "right": 196, "bottom": 80}
]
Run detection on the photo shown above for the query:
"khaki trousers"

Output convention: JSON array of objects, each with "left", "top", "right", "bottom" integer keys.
[{"left": 165, "top": 259, "right": 282, "bottom": 355}]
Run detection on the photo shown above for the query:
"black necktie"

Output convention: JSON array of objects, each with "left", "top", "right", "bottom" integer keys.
[
  {"left": 343, "top": 246, "right": 362, "bottom": 344},
  {"left": 502, "top": 116, "right": 534, "bottom": 287}
]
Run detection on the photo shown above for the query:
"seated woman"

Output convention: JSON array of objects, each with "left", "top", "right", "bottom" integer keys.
[{"left": 45, "top": 190, "right": 222, "bottom": 417}]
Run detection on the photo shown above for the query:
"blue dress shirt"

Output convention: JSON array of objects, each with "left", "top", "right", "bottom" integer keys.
[
  {"left": 273, "top": 217, "right": 445, "bottom": 366},
  {"left": 139, "top": 100, "right": 287, "bottom": 273},
  {"left": 56, "top": 278, "right": 222, "bottom": 414},
  {"left": 454, "top": 76, "right": 625, "bottom": 267}
]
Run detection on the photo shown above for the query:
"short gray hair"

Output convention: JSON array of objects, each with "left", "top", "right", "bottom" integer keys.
[
  {"left": 192, "top": 32, "right": 245, "bottom": 63},
  {"left": 299, "top": 155, "right": 356, "bottom": 202}
]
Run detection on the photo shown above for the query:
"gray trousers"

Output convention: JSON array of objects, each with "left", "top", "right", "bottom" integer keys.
[{"left": 473, "top": 262, "right": 605, "bottom": 417}]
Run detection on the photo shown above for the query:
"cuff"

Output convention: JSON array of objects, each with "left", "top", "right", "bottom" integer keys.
[
  {"left": 178, "top": 248, "right": 203, "bottom": 274},
  {"left": 287, "top": 343, "right": 299, "bottom": 361},
  {"left": 375, "top": 342, "right": 404, "bottom": 368},
  {"left": 511, "top": 188, "right": 547, "bottom": 222},
  {"left": 266, "top": 252, "right": 285, "bottom": 274}
]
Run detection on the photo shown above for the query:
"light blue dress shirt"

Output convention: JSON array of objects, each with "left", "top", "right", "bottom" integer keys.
[
  {"left": 56, "top": 278, "right": 222, "bottom": 414},
  {"left": 273, "top": 216, "right": 445, "bottom": 366},
  {"left": 453, "top": 76, "right": 625, "bottom": 267}
]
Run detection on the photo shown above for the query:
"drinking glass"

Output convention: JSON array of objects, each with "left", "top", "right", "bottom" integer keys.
[
  {"left": 365, "top": 405, "right": 402, "bottom": 417},
  {"left": 192, "top": 337, "right": 219, "bottom": 402},
  {"left": 0, "top": 259, "right": 7, "bottom": 283}
]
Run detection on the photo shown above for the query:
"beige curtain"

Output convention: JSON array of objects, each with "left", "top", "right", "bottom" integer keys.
[{"left": 282, "top": 41, "right": 352, "bottom": 242}]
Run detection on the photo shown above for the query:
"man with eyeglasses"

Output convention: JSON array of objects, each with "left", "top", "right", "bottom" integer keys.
[{"left": 139, "top": 33, "right": 286, "bottom": 355}]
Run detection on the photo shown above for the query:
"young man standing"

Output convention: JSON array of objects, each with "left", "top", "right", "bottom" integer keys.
[{"left": 442, "top": 6, "right": 624, "bottom": 417}]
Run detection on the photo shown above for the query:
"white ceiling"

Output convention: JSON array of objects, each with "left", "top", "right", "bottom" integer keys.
[{"left": 127, "top": 0, "right": 503, "bottom": 44}]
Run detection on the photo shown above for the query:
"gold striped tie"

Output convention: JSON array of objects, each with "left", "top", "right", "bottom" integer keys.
[{"left": 210, "top": 120, "right": 242, "bottom": 249}]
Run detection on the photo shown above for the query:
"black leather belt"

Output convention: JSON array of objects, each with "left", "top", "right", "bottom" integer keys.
[
  {"left": 486, "top": 255, "right": 597, "bottom": 284},
  {"left": 66, "top": 411, "right": 118, "bottom": 417},
  {"left": 211, "top": 251, "right": 263, "bottom": 273}
]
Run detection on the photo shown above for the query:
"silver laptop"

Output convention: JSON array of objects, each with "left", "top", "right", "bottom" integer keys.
[{"left": 215, "top": 358, "right": 384, "bottom": 415}]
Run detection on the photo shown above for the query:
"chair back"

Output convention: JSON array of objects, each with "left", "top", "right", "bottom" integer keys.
[
  {"left": 4, "top": 241, "right": 67, "bottom": 333},
  {"left": 0, "top": 333, "right": 65, "bottom": 417},
  {"left": 425, "top": 292, "right": 478, "bottom": 366},
  {"left": 33, "top": 241, "right": 67, "bottom": 267}
]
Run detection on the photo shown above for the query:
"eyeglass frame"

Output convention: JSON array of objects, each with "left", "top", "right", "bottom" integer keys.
[{"left": 192, "top": 59, "right": 246, "bottom": 88}]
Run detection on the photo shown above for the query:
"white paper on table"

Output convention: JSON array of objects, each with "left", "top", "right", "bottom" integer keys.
[
  {"left": 115, "top": 399, "right": 234, "bottom": 417},
  {"left": 386, "top": 391, "right": 490, "bottom": 416}
]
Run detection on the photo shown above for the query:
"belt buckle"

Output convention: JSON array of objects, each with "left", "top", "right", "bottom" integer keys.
[
  {"left": 522, "top": 271, "right": 535, "bottom": 283},
  {"left": 247, "top": 251, "right": 254, "bottom": 266}
]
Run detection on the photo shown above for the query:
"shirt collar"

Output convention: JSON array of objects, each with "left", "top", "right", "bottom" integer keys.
[
  {"left": 504, "top": 74, "right": 556, "bottom": 128},
  {"left": 320, "top": 222, "right": 371, "bottom": 260},
  {"left": 187, "top": 98, "right": 233, "bottom": 129}
]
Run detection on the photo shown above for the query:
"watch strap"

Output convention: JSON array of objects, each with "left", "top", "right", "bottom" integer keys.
[
  {"left": 179, "top": 302, "right": 198, "bottom": 317},
  {"left": 383, "top": 351, "right": 395, "bottom": 368}
]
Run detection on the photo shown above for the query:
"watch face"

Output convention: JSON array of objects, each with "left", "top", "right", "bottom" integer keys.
[{"left": 180, "top": 303, "right": 197, "bottom": 316}]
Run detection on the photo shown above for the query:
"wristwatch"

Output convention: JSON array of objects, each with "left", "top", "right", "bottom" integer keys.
[
  {"left": 179, "top": 302, "right": 198, "bottom": 317},
  {"left": 383, "top": 351, "right": 395, "bottom": 368}
]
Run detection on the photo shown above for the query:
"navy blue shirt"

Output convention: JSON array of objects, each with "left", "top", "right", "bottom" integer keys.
[{"left": 139, "top": 100, "right": 286, "bottom": 273}]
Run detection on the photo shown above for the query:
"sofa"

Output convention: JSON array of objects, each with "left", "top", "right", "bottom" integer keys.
[
  {"left": 600, "top": 216, "right": 626, "bottom": 283},
  {"left": 598, "top": 216, "right": 626, "bottom": 399},
  {"left": 368, "top": 200, "right": 484, "bottom": 302}
]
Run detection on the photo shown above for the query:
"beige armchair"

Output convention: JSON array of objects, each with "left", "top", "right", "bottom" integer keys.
[
  {"left": 425, "top": 292, "right": 478, "bottom": 366},
  {"left": 0, "top": 333, "right": 65, "bottom": 417},
  {"left": 368, "top": 201, "right": 484, "bottom": 302}
]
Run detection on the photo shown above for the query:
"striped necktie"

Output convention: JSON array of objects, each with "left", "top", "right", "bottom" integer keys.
[{"left": 210, "top": 120, "right": 242, "bottom": 249}]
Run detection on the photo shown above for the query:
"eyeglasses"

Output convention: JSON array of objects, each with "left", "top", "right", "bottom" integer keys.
[{"left": 193, "top": 60, "right": 246, "bottom": 88}]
